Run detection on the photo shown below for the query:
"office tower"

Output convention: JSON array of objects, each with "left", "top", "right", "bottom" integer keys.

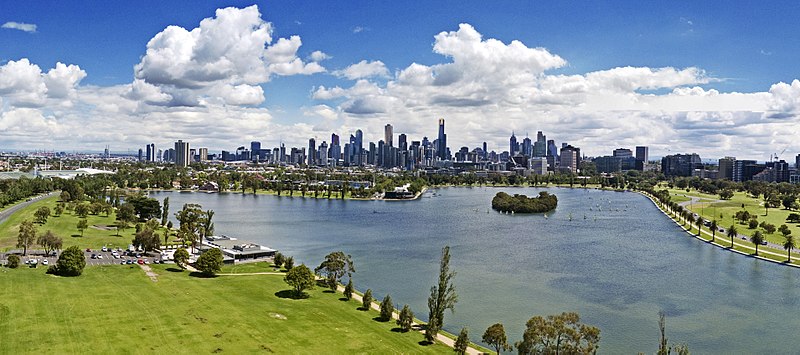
[
  {"left": 635, "top": 146, "right": 648, "bottom": 171},
  {"left": 319, "top": 141, "right": 328, "bottom": 166},
  {"left": 437, "top": 118, "right": 447, "bottom": 160},
  {"left": 661, "top": 153, "right": 701, "bottom": 177},
  {"left": 138, "top": 148, "right": 143, "bottom": 162},
  {"left": 398, "top": 133, "right": 408, "bottom": 151},
  {"left": 384, "top": 124, "right": 393, "bottom": 147},
  {"left": 250, "top": 141, "right": 261, "bottom": 161},
  {"left": 509, "top": 132, "right": 518, "bottom": 156},
  {"left": 355, "top": 129, "right": 363, "bottom": 165},
  {"left": 482, "top": 142, "right": 488, "bottom": 160},
  {"left": 198, "top": 148, "right": 208, "bottom": 162},
  {"left": 796, "top": 154, "right": 800, "bottom": 169},
  {"left": 157, "top": 149, "right": 162, "bottom": 162},
  {"left": 279, "top": 143, "right": 286, "bottom": 163},
  {"left": 559, "top": 145, "right": 580, "bottom": 173},
  {"left": 175, "top": 140, "right": 189, "bottom": 168},
  {"left": 190, "top": 149, "right": 196, "bottom": 162},
  {"left": 533, "top": 131, "right": 547, "bottom": 157},
  {"left": 308, "top": 138, "right": 316, "bottom": 166},
  {"left": 718, "top": 157, "right": 734, "bottom": 180},
  {"left": 522, "top": 136, "right": 532, "bottom": 157},
  {"left": 613, "top": 148, "right": 633, "bottom": 157},
  {"left": 146, "top": 143, "right": 156, "bottom": 162}
]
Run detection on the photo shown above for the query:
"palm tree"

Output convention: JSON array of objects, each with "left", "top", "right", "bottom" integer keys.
[
  {"left": 710, "top": 220, "right": 718, "bottom": 242},
  {"left": 727, "top": 225, "right": 738, "bottom": 249},
  {"left": 696, "top": 216, "right": 703, "bottom": 236},
  {"left": 783, "top": 234, "right": 795, "bottom": 263},
  {"left": 685, "top": 213, "right": 694, "bottom": 229},
  {"left": 751, "top": 231, "right": 764, "bottom": 256}
]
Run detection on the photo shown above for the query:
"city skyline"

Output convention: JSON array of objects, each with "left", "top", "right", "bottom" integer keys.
[{"left": 2, "top": 2, "right": 800, "bottom": 160}]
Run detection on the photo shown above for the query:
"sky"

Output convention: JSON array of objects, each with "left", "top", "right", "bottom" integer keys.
[{"left": 2, "top": 1, "right": 800, "bottom": 160}]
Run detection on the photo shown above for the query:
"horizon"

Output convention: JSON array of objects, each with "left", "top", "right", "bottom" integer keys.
[{"left": 2, "top": 1, "right": 800, "bottom": 160}]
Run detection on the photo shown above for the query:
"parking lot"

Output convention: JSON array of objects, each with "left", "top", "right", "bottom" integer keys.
[{"left": 3, "top": 248, "right": 171, "bottom": 268}]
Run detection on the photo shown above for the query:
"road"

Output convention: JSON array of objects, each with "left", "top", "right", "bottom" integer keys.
[{"left": 0, "top": 192, "right": 58, "bottom": 226}]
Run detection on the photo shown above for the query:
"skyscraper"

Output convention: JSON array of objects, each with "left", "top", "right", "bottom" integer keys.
[
  {"left": 509, "top": 132, "right": 518, "bottom": 156},
  {"left": 175, "top": 140, "right": 189, "bottom": 168},
  {"left": 198, "top": 148, "right": 208, "bottom": 162},
  {"left": 384, "top": 124, "right": 393, "bottom": 147},
  {"left": 635, "top": 146, "right": 649, "bottom": 171},
  {"left": 533, "top": 131, "right": 547, "bottom": 157},
  {"left": 250, "top": 141, "right": 261, "bottom": 161},
  {"left": 146, "top": 143, "right": 155, "bottom": 162},
  {"left": 398, "top": 133, "right": 407, "bottom": 151},
  {"left": 437, "top": 118, "right": 447, "bottom": 160},
  {"left": 355, "top": 129, "right": 363, "bottom": 165},
  {"left": 308, "top": 138, "right": 316, "bottom": 166},
  {"left": 522, "top": 136, "right": 532, "bottom": 157}
]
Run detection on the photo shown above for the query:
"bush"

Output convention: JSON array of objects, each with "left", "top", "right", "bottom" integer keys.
[
  {"left": 273, "top": 252, "right": 284, "bottom": 268},
  {"left": 379, "top": 294, "right": 394, "bottom": 321},
  {"left": 6, "top": 255, "right": 20, "bottom": 268},
  {"left": 54, "top": 246, "right": 86, "bottom": 276},
  {"left": 397, "top": 304, "right": 414, "bottom": 332},
  {"left": 748, "top": 219, "right": 759, "bottom": 229},
  {"left": 173, "top": 247, "right": 190, "bottom": 268},
  {"left": 195, "top": 248, "right": 223, "bottom": 276},
  {"left": 284, "top": 256, "right": 294, "bottom": 270},
  {"left": 491, "top": 191, "right": 558, "bottom": 213}
]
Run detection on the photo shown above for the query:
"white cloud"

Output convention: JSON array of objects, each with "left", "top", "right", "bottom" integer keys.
[
  {"left": 2, "top": 21, "right": 37, "bottom": 33},
  {"left": 353, "top": 26, "right": 368, "bottom": 33},
  {"left": 309, "top": 50, "right": 331, "bottom": 62},
  {"left": 333, "top": 60, "right": 389, "bottom": 80},
  {"left": 0, "top": 59, "right": 86, "bottom": 107},
  {"left": 767, "top": 79, "right": 800, "bottom": 116}
]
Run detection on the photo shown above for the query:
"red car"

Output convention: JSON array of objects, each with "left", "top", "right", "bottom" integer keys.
[
  {"left": 86, "top": 248, "right": 91, "bottom": 252},
  {"left": 137, "top": 259, "right": 144, "bottom": 265}
]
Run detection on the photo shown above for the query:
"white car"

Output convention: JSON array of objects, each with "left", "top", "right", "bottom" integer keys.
[{"left": 42, "top": 259, "right": 49, "bottom": 266}]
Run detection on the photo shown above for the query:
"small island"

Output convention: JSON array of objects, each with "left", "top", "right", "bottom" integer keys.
[{"left": 492, "top": 191, "right": 558, "bottom": 213}]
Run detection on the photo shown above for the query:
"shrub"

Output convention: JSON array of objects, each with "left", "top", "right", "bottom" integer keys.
[
  {"left": 54, "top": 246, "right": 86, "bottom": 276},
  {"left": 379, "top": 294, "right": 394, "bottom": 321},
  {"left": 195, "top": 248, "right": 223, "bottom": 276},
  {"left": 6, "top": 255, "right": 20, "bottom": 268}
]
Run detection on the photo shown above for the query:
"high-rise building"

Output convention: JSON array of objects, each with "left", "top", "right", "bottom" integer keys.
[
  {"left": 533, "top": 131, "right": 547, "bottom": 157},
  {"left": 661, "top": 153, "right": 701, "bottom": 177},
  {"left": 384, "top": 124, "right": 393, "bottom": 147},
  {"left": 308, "top": 138, "right": 316, "bottom": 166},
  {"left": 355, "top": 129, "right": 363, "bottom": 165},
  {"left": 635, "top": 146, "right": 648, "bottom": 171},
  {"left": 559, "top": 145, "right": 580, "bottom": 173},
  {"left": 796, "top": 154, "right": 800, "bottom": 169},
  {"left": 613, "top": 148, "right": 633, "bottom": 157},
  {"left": 482, "top": 142, "right": 488, "bottom": 160},
  {"left": 198, "top": 148, "right": 208, "bottom": 162},
  {"left": 509, "top": 132, "right": 518, "bottom": 156},
  {"left": 522, "top": 136, "right": 532, "bottom": 157},
  {"left": 175, "top": 140, "right": 190, "bottom": 168},
  {"left": 250, "top": 141, "right": 261, "bottom": 161},
  {"left": 138, "top": 148, "right": 143, "bottom": 162},
  {"left": 437, "top": 118, "right": 447, "bottom": 160},
  {"left": 398, "top": 133, "right": 408, "bottom": 151},
  {"left": 718, "top": 157, "right": 735, "bottom": 180}
]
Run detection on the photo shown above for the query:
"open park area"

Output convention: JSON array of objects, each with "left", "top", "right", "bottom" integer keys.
[{"left": 0, "top": 263, "right": 450, "bottom": 353}]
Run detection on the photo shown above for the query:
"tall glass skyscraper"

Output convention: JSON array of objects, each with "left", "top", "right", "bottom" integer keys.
[{"left": 437, "top": 118, "right": 447, "bottom": 160}]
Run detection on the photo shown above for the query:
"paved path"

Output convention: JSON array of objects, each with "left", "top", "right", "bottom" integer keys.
[
  {"left": 139, "top": 263, "right": 159, "bottom": 282},
  {"left": 0, "top": 192, "right": 58, "bottom": 225}
]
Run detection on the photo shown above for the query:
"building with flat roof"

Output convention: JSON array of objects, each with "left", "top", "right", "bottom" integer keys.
[{"left": 202, "top": 235, "right": 276, "bottom": 263}]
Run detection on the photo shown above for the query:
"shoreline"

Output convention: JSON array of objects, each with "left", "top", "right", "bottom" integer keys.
[{"left": 637, "top": 190, "right": 800, "bottom": 269}]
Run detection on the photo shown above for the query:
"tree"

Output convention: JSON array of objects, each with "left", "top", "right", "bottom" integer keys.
[
  {"left": 195, "top": 248, "right": 223, "bottom": 276},
  {"left": 455, "top": 327, "right": 470, "bottom": 355},
  {"left": 710, "top": 220, "right": 718, "bottom": 242},
  {"left": 343, "top": 279, "right": 354, "bottom": 301},
  {"left": 7, "top": 254, "right": 20, "bottom": 268},
  {"left": 75, "top": 203, "right": 89, "bottom": 218},
  {"left": 426, "top": 246, "right": 458, "bottom": 343},
  {"left": 283, "top": 264, "right": 315, "bottom": 298},
  {"left": 273, "top": 252, "right": 285, "bottom": 268},
  {"left": 76, "top": 218, "right": 88, "bottom": 237},
  {"left": 397, "top": 304, "right": 414, "bottom": 332},
  {"left": 173, "top": 247, "right": 190, "bottom": 268},
  {"left": 379, "top": 294, "right": 394, "bottom": 321},
  {"left": 695, "top": 215, "right": 702, "bottom": 236},
  {"left": 60, "top": 190, "right": 71, "bottom": 202},
  {"left": 718, "top": 189, "right": 734, "bottom": 200},
  {"left": 175, "top": 203, "right": 203, "bottom": 253},
  {"left": 53, "top": 245, "right": 86, "bottom": 276},
  {"left": 161, "top": 197, "right": 170, "bottom": 226},
  {"left": 34, "top": 206, "right": 51, "bottom": 224},
  {"left": 658, "top": 311, "right": 668, "bottom": 355},
  {"left": 751, "top": 230, "right": 765, "bottom": 256},
  {"left": 783, "top": 234, "right": 795, "bottom": 263},
  {"left": 54, "top": 203, "right": 64, "bottom": 217},
  {"left": 199, "top": 209, "right": 215, "bottom": 246},
  {"left": 315, "top": 251, "right": 355, "bottom": 291},
  {"left": 362, "top": 289, "right": 374, "bottom": 311},
  {"left": 782, "top": 195, "right": 796, "bottom": 210},
  {"left": 37, "top": 230, "right": 62, "bottom": 255},
  {"left": 116, "top": 203, "right": 136, "bottom": 232},
  {"left": 284, "top": 256, "right": 294, "bottom": 270},
  {"left": 126, "top": 195, "right": 162, "bottom": 221},
  {"left": 727, "top": 225, "right": 738, "bottom": 248},
  {"left": 483, "top": 323, "right": 510, "bottom": 355},
  {"left": 132, "top": 227, "right": 160, "bottom": 252},
  {"left": 516, "top": 312, "right": 600, "bottom": 355},
  {"left": 17, "top": 220, "right": 36, "bottom": 256},
  {"left": 685, "top": 213, "right": 694, "bottom": 230}
]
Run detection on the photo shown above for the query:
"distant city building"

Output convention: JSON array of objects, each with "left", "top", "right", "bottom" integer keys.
[
  {"left": 308, "top": 138, "right": 316, "bottom": 166},
  {"left": 533, "top": 131, "right": 547, "bottom": 157},
  {"left": 198, "top": 148, "right": 208, "bottom": 162},
  {"left": 635, "top": 146, "right": 648, "bottom": 170},
  {"left": 661, "top": 153, "right": 701, "bottom": 177},
  {"left": 437, "top": 118, "right": 447, "bottom": 160},
  {"left": 250, "top": 141, "right": 261, "bottom": 161},
  {"left": 175, "top": 140, "right": 189, "bottom": 168},
  {"left": 509, "top": 132, "right": 518, "bottom": 157},
  {"left": 718, "top": 157, "right": 735, "bottom": 180},
  {"left": 137, "top": 148, "right": 143, "bottom": 162},
  {"left": 613, "top": 148, "right": 633, "bottom": 158},
  {"left": 384, "top": 124, "right": 393, "bottom": 147},
  {"left": 559, "top": 145, "right": 580, "bottom": 173}
]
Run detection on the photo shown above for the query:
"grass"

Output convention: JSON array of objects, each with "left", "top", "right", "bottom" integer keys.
[
  {"left": 0, "top": 196, "right": 171, "bottom": 252},
  {"left": 0, "top": 264, "right": 450, "bottom": 354}
]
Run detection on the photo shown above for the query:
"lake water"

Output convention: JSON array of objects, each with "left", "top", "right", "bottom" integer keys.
[{"left": 151, "top": 187, "right": 800, "bottom": 354}]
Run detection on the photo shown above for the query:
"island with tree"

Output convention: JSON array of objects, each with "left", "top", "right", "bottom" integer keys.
[{"left": 491, "top": 191, "right": 558, "bottom": 213}]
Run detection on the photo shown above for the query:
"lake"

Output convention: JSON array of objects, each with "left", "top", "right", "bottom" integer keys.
[{"left": 151, "top": 187, "right": 800, "bottom": 353}]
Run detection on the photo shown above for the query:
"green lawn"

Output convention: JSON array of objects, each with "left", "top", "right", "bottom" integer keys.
[
  {"left": 0, "top": 265, "right": 450, "bottom": 354},
  {"left": 0, "top": 196, "right": 162, "bottom": 252}
]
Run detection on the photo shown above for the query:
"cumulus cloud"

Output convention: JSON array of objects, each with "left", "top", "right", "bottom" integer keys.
[
  {"left": 2, "top": 21, "right": 37, "bottom": 33},
  {"left": 133, "top": 5, "right": 323, "bottom": 107},
  {"left": 333, "top": 60, "right": 389, "bottom": 80},
  {"left": 309, "top": 50, "right": 331, "bottom": 62},
  {"left": 0, "top": 59, "right": 86, "bottom": 107}
]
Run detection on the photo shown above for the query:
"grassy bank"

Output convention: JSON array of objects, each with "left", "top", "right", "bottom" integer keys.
[{"left": 0, "top": 265, "right": 450, "bottom": 353}]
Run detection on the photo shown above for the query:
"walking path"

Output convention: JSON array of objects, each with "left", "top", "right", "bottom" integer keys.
[
  {"left": 641, "top": 192, "right": 799, "bottom": 268},
  {"left": 138, "top": 263, "right": 159, "bottom": 282}
]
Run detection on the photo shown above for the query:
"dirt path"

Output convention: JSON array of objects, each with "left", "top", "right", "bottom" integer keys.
[{"left": 138, "top": 264, "right": 158, "bottom": 282}]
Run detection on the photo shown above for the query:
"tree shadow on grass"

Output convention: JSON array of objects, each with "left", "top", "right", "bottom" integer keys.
[
  {"left": 357, "top": 306, "right": 370, "bottom": 311},
  {"left": 390, "top": 327, "right": 406, "bottom": 333},
  {"left": 338, "top": 297, "right": 350, "bottom": 302},
  {"left": 165, "top": 267, "right": 184, "bottom": 273},
  {"left": 274, "top": 290, "right": 309, "bottom": 299},
  {"left": 372, "top": 316, "right": 391, "bottom": 322},
  {"left": 70, "top": 234, "right": 82, "bottom": 238},
  {"left": 189, "top": 272, "right": 217, "bottom": 278},
  {"left": 322, "top": 289, "right": 336, "bottom": 294}
]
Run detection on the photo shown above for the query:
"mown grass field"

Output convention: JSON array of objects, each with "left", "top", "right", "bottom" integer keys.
[
  {"left": 0, "top": 195, "right": 158, "bottom": 252},
  {"left": 0, "top": 264, "right": 449, "bottom": 354}
]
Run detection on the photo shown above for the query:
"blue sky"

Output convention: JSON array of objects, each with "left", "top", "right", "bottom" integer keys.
[{"left": 2, "top": 1, "right": 800, "bottom": 159}]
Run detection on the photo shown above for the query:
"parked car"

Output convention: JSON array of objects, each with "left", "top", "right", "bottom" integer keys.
[
  {"left": 761, "top": 240, "right": 768, "bottom": 245},
  {"left": 91, "top": 254, "right": 96, "bottom": 259},
  {"left": 86, "top": 248, "right": 92, "bottom": 252},
  {"left": 126, "top": 259, "right": 133, "bottom": 265},
  {"left": 137, "top": 259, "right": 144, "bottom": 265},
  {"left": 101, "top": 246, "right": 108, "bottom": 252},
  {"left": 42, "top": 259, "right": 49, "bottom": 266}
]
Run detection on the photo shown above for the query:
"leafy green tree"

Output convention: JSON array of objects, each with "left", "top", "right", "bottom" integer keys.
[
  {"left": 103, "top": 203, "right": 113, "bottom": 217},
  {"left": 126, "top": 195, "right": 162, "bottom": 221},
  {"left": 199, "top": 209, "right": 215, "bottom": 246},
  {"left": 195, "top": 248, "right": 223, "bottom": 276},
  {"left": 379, "top": 294, "right": 394, "bottom": 321},
  {"left": 7, "top": 254, "right": 20, "bottom": 268},
  {"left": 710, "top": 220, "right": 718, "bottom": 242},
  {"left": 284, "top": 256, "right": 294, "bottom": 270},
  {"left": 695, "top": 215, "right": 702, "bottom": 236},
  {"left": 273, "top": 252, "right": 285, "bottom": 268},
  {"left": 34, "top": 206, "right": 51, "bottom": 224},
  {"left": 362, "top": 289, "right": 374, "bottom": 311},
  {"left": 783, "top": 195, "right": 796, "bottom": 210},
  {"left": 75, "top": 203, "right": 90, "bottom": 218},
  {"left": 315, "top": 251, "right": 355, "bottom": 291},
  {"left": 454, "top": 327, "right": 470, "bottom": 355},
  {"left": 283, "top": 264, "right": 315, "bottom": 298},
  {"left": 175, "top": 203, "right": 203, "bottom": 252},
  {"left": 763, "top": 223, "right": 777, "bottom": 234},
  {"left": 161, "top": 197, "right": 170, "bottom": 226},
  {"left": 54, "top": 203, "right": 64, "bottom": 217},
  {"left": 173, "top": 247, "right": 190, "bottom": 268},
  {"left": 751, "top": 231, "right": 765, "bottom": 256},
  {"left": 133, "top": 227, "right": 160, "bottom": 252},
  {"left": 343, "top": 279, "right": 354, "bottom": 300},
  {"left": 60, "top": 190, "right": 71, "bottom": 202},
  {"left": 783, "top": 234, "right": 795, "bottom": 263},
  {"left": 37, "top": 230, "right": 62, "bottom": 255},
  {"left": 397, "top": 304, "right": 414, "bottom": 332},
  {"left": 17, "top": 220, "right": 36, "bottom": 255},
  {"left": 516, "top": 312, "right": 600, "bottom": 355},
  {"left": 76, "top": 218, "right": 88, "bottom": 237},
  {"left": 727, "top": 225, "right": 738, "bottom": 248},
  {"left": 482, "top": 323, "right": 510, "bottom": 354},
  {"left": 426, "top": 246, "right": 458, "bottom": 343},
  {"left": 53, "top": 246, "right": 86, "bottom": 276}
]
